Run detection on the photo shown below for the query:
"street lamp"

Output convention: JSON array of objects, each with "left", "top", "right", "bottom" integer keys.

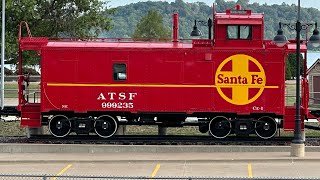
[
  {"left": 1, "top": 0, "right": 5, "bottom": 110},
  {"left": 190, "top": 18, "right": 213, "bottom": 40},
  {"left": 273, "top": 0, "right": 320, "bottom": 157},
  {"left": 309, "top": 23, "right": 320, "bottom": 47}
]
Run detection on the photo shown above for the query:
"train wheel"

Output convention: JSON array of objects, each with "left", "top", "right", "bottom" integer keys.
[
  {"left": 48, "top": 115, "right": 71, "bottom": 138},
  {"left": 209, "top": 116, "right": 231, "bottom": 139},
  {"left": 94, "top": 115, "right": 118, "bottom": 138},
  {"left": 255, "top": 116, "right": 278, "bottom": 139}
]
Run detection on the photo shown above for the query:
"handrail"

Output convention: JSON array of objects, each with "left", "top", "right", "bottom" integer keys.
[
  {"left": 25, "top": 91, "right": 40, "bottom": 104},
  {"left": 18, "top": 21, "right": 32, "bottom": 41}
]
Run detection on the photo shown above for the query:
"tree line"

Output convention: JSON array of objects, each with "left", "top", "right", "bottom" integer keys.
[
  {"left": 1, "top": 0, "right": 115, "bottom": 68},
  {"left": 106, "top": 0, "right": 320, "bottom": 43}
]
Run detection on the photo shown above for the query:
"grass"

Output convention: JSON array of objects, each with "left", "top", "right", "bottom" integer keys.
[
  {"left": 279, "top": 129, "right": 320, "bottom": 137},
  {"left": 4, "top": 82, "right": 39, "bottom": 98},
  {"left": 0, "top": 121, "right": 26, "bottom": 136},
  {"left": 126, "top": 125, "right": 203, "bottom": 136}
]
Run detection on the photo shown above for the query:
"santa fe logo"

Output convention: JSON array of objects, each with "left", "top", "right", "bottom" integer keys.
[{"left": 215, "top": 54, "right": 277, "bottom": 105}]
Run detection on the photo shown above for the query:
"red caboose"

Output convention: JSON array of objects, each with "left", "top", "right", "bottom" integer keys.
[{"left": 18, "top": 5, "right": 308, "bottom": 139}]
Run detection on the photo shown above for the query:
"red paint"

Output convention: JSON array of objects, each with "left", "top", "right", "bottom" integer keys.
[
  {"left": 173, "top": 13, "right": 179, "bottom": 42},
  {"left": 17, "top": 6, "right": 309, "bottom": 132},
  {"left": 236, "top": 4, "right": 241, "bottom": 10}
]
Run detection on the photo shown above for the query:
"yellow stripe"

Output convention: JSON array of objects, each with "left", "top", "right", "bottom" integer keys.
[
  {"left": 264, "top": 86, "right": 279, "bottom": 89},
  {"left": 248, "top": 163, "right": 253, "bottom": 178},
  {"left": 48, "top": 83, "right": 213, "bottom": 88},
  {"left": 151, "top": 164, "right": 161, "bottom": 177},
  {"left": 47, "top": 83, "right": 279, "bottom": 89},
  {"left": 52, "top": 164, "right": 73, "bottom": 180}
]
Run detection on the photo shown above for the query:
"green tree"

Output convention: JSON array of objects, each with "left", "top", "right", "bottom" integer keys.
[
  {"left": 2, "top": 0, "right": 115, "bottom": 66},
  {"left": 285, "top": 59, "right": 292, "bottom": 80},
  {"left": 132, "top": 9, "right": 170, "bottom": 40},
  {"left": 105, "top": 0, "right": 320, "bottom": 52},
  {"left": 286, "top": 53, "right": 304, "bottom": 79},
  {"left": 236, "top": 0, "right": 249, "bottom": 5}
]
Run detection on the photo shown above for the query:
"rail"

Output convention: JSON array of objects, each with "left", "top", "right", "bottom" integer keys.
[
  {"left": 47, "top": 37, "right": 195, "bottom": 43},
  {"left": 309, "top": 91, "right": 320, "bottom": 109},
  {"left": 2, "top": 89, "right": 39, "bottom": 99},
  {"left": 3, "top": 75, "right": 40, "bottom": 82},
  {"left": 285, "top": 83, "right": 300, "bottom": 106},
  {"left": 25, "top": 91, "right": 40, "bottom": 103}
]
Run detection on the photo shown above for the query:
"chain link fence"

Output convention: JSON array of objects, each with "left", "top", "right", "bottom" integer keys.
[{"left": 0, "top": 175, "right": 319, "bottom": 180}]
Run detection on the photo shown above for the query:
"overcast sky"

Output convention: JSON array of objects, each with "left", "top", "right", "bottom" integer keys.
[{"left": 107, "top": 0, "right": 320, "bottom": 9}]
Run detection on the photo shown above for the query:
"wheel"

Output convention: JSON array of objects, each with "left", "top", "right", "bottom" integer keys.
[
  {"left": 255, "top": 116, "right": 278, "bottom": 139},
  {"left": 94, "top": 115, "right": 118, "bottom": 138},
  {"left": 48, "top": 115, "right": 71, "bottom": 138},
  {"left": 209, "top": 116, "right": 231, "bottom": 138},
  {"left": 199, "top": 124, "right": 209, "bottom": 133}
]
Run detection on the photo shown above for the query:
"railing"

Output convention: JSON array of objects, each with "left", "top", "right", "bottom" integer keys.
[
  {"left": 308, "top": 91, "right": 320, "bottom": 110},
  {"left": 2, "top": 89, "right": 39, "bottom": 100},
  {"left": 48, "top": 37, "right": 195, "bottom": 43},
  {"left": 285, "top": 82, "right": 300, "bottom": 106},
  {"left": 25, "top": 91, "right": 40, "bottom": 103},
  {"left": 4, "top": 75, "right": 40, "bottom": 82},
  {"left": 2, "top": 82, "right": 40, "bottom": 106}
]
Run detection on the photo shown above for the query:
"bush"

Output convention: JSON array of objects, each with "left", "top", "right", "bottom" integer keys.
[{"left": 4, "top": 67, "right": 14, "bottom": 75}]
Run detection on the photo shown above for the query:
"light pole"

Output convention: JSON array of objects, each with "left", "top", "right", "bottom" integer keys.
[
  {"left": 190, "top": 18, "right": 213, "bottom": 40},
  {"left": 273, "top": 0, "right": 320, "bottom": 157},
  {"left": 1, "top": 0, "right": 5, "bottom": 110}
]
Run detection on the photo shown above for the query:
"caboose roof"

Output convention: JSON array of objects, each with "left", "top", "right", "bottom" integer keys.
[
  {"left": 45, "top": 41, "right": 193, "bottom": 49},
  {"left": 215, "top": 12, "right": 263, "bottom": 25},
  {"left": 19, "top": 37, "right": 194, "bottom": 50}
]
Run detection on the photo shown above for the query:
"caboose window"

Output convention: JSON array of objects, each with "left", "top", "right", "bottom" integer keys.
[
  {"left": 227, "top": 25, "right": 252, "bottom": 40},
  {"left": 227, "top": 26, "right": 238, "bottom": 39},
  {"left": 113, "top": 63, "right": 127, "bottom": 81}
]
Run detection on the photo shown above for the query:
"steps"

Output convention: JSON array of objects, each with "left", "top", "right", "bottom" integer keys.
[{"left": 20, "top": 103, "right": 41, "bottom": 128}]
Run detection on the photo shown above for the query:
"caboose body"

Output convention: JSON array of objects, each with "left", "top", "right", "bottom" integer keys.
[{"left": 18, "top": 5, "right": 308, "bottom": 139}]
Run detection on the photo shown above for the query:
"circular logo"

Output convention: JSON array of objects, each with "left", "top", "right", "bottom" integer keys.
[{"left": 215, "top": 54, "right": 266, "bottom": 105}]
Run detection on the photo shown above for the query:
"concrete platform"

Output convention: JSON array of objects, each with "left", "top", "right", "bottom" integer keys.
[
  {"left": 1, "top": 144, "right": 320, "bottom": 154},
  {"left": 1, "top": 146, "right": 320, "bottom": 178},
  {"left": 2, "top": 161, "right": 320, "bottom": 178},
  {"left": 1, "top": 152, "right": 320, "bottom": 163}
]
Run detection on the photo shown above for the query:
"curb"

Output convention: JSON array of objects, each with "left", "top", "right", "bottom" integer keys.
[
  {"left": 1, "top": 144, "right": 320, "bottom": 153},
  {"left": 1, "top": 159, "right": 320, "bottom": 163}
]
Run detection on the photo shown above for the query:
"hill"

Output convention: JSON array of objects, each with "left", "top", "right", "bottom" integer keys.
[{"left": 104, "top": 0, "right": 320, "bottom": 40}]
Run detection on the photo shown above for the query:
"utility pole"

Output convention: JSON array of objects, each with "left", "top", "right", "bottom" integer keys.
[{"left": 1, "top": 0, "right": 5, "bottom": 109}]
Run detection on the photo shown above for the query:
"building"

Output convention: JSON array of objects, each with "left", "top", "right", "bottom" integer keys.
[{"left": 307, "top": 58, "right": 320, "bottom": 107}]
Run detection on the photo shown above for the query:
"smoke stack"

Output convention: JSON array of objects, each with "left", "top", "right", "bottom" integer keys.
[{"left": 173, "top": 13, "right": 179, "bottom": 42}]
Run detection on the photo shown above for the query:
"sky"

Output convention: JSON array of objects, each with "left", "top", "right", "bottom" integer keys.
[{"left": 107, "top": 0, "right": 320, "bottom": 9}]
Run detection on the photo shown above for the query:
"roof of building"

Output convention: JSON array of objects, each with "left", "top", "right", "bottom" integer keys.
[{"left": 307, "top": 58, "right": 320, "bottom": 74}]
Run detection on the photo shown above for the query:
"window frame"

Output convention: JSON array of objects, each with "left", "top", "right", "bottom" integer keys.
[
  {"left": 226, "top": 25, "right": 252, "bottom": 40},
  {"left": 113, "top": 63, "right": 127, "bottom": 81}
]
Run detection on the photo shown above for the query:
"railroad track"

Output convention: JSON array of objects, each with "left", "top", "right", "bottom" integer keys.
[{"left": 1, "top": 135, "right": 319, "bottom": 146}]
